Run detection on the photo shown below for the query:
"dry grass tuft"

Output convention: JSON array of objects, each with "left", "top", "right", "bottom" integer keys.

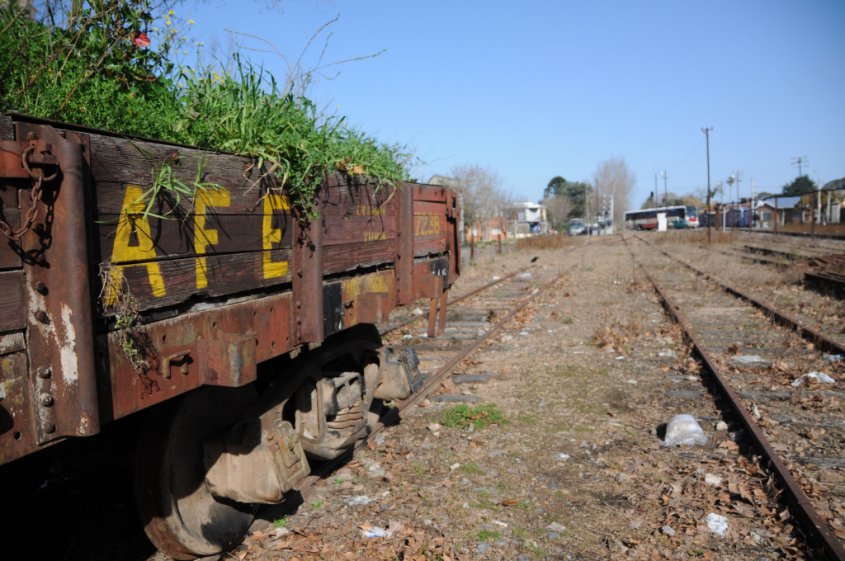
[{"left": 515, "top": 234, "right": 571, "bottom": 250}]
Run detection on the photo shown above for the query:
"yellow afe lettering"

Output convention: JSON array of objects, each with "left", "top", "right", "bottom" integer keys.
[
  {"left": 105, "top": 185, "right": 166, "bottom": 306},
  {"left": 262, "top": 193, "right": 290, "bottom": 279},
  {"left": 194, "top": 188, "right": 231, "bottom": 289}
]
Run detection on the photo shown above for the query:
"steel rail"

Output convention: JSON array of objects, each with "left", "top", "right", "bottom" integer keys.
[
  {"left": 378, "top": 263, "right": 534, "bottom": 337},
  {"left": 265, "top": 262, "right": 563, "bottom": 524},
  {"left": 634, "top": 234, "right": 845, "bottom": 355},
  {"left": 624, "top": 236, "right": 845, "bottom": 561}
]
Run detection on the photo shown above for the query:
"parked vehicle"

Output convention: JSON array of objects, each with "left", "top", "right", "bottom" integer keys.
[
  {"left": 0, "top": 113, "right": 459, "bottom": 559},
  {"left": 624, "top": 205, "right": 699, "bottom": 230},
  {"left": 568, "top": 218, "right": 587, "bottom": 236}
]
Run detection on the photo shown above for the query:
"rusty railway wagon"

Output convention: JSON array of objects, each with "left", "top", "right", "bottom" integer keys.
[{"left": 0, "top": 113, "right": 459, "bottom": 558}]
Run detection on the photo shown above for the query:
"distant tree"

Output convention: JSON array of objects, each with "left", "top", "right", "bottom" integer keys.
[
  {"left": 782, "top": 175, "right": 817, "bottom": 196},
  {"left": 542, "top": 195, "right": 573, "bottom": 231},
  {"left": 544, "top": 176, "right": 568, "bottom": 199},
  {"left": 543, "top": 175, "right": 591, "bottom": 219},
  {"left": 448, "top": 164, "right": 512, "bottom": 236},
  {"left": 592, "top": 157, "right": 635, "bottom": 230}
]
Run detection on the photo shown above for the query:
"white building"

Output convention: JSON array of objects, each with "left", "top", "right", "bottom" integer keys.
[{"left": 508, "top": 202, "right": 548, "bottom": 237}]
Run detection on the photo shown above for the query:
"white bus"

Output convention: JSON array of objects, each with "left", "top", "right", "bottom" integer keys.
[{"left": 624, "top": 205, "right": 699, "bottom": 231}]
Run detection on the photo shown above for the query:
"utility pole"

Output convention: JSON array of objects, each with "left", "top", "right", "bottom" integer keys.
[
  {"left": 660, "top": 170, "right": 668, "bottom": 205},
  {"left": 654, "top": 174, "right": 659, "bottom": 208},
  {"left": 750, "top": 179, "right": 756, "bottom": 229},
  {"left": 791, "top": 156, "right": 809, "bottom": 177},
  {"left": 702, "top": 127, "right": 712, "bottom": 244}
]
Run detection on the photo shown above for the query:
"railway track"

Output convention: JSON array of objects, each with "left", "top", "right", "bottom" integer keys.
[
  {"left": 627, "top": 234, "right": 845, "bottom": 560},
  {"left": 2, "top": 256, "right": 561, "bottom": 561},
  {"left": 246, "top": 256, "right": 568, "bottom": 537}
]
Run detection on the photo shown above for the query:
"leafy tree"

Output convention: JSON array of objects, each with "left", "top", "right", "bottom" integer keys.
[
  {"left": 544, "top": 176, "right": 567, "bottom": 199},
  {"left": 544, "top": 176, "right": 591, "bottom": 219},
  {"left": 782, "top": 175, "right": 817, "bottom": 196}
]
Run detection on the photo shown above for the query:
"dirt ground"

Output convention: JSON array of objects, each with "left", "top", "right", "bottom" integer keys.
[{"left": 235, "top": 237, "right": 813, "bottom": 561}]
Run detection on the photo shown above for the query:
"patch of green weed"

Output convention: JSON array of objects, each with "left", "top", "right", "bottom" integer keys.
[
  {"left": 476, "top": 530, "right": 501, "bottom": 541},
  {"left": 440, "top": 404, "right": 507, "bottom": 430}
]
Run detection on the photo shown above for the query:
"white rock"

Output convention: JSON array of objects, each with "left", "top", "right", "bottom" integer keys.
[
  {"left": 706, "top": 513, "right": 728, "bottom": 536},
  {"left": 546, "top": 522, "right": 566, "bottom": 532},
  {"left": 715, "top": 421, "right": 728, "bottom": 432},
  {"left": 704, "top": 473, "right": 722, "bottom": 486},
  {"left": 792, "top": 371, "right": 835, "bottom": 387},
  {"left": 345, "top": 495, "right": 373, "bottom": 506}
]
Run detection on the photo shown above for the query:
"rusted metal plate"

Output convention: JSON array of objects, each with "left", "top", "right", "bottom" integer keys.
[
  {"left": 17, "top": 122, "right": 99, "bottom": 445},
  {"left": 412, "top": 257, "right": 449, "bottom": 300},
  {"left": 103, "top": 292, "right": 293, "bottom": 421},
  {"left": 339, "top": 270, "right": 396, "bottom": 328},
  {"left": 0, "top": 351, "right": 37, "bottom": 464}
]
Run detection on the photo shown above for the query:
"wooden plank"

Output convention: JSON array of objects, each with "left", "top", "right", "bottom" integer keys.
[
  {"left": 413, "top": 184, "right": 448, "bottom": 203},
  {"left": 0, "top": 271, "right": 24, "bottom": 331},
  {"left": 412, "top": 198, "right": 448, "bottom": 256},
  {"left": 323, "top": 240, "right": 395, "bottom": 273},
  {"left": 109, "top": 250, "right": 292, "bottom": 312},
  {"left": 89, "top": 137, "right": 281, "bottom": 214},
  {"left": 320, "top": 182, "right": 398, "bottom": 245},
  {"left": 96, "top": 211, "right": 294, "bottom": 264}
]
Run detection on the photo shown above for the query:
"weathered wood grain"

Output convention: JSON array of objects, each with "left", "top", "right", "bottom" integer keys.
[
  {"left": 323, "top": 240, "right": 395, "bottom": 274},
  {"left": 0, "top": 271, "right": 25, "bottom": 331},
  {"left": 111, "top": 249, "right": 292, "bottom": 311},
  {"left": 96, "top": 211, "right": 294, "bottom": 264}
]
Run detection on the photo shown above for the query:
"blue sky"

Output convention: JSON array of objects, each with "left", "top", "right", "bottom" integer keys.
[{"left": 178, "top": 0, "right": 844, "bottom": 207}]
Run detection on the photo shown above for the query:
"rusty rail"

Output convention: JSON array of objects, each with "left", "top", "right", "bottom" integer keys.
[
  {"left": 625, "top": 235, "right": 845, "bottom": 561},
  {"left": 635, "top": 234, "right": 845, "bottom": 355},
  {"left": 378, "top": 264, "right": 534, "bottom": 337}
]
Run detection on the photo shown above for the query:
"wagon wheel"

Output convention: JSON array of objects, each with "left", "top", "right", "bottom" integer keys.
[{"left": 135, "top": 385, "right": 259, "bottom": 560}]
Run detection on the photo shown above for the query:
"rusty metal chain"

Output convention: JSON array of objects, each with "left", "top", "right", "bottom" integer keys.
[{"left": 0, "top": 145, "right": 54, "bottom": 241}]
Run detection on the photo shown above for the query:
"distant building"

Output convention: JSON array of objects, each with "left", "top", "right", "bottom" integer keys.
[
  {"left": 754, "top": 196, "right": 807, "bottom": 228},
  {"left": 507, "top": 202, "right": 548, "bottom": 237}
]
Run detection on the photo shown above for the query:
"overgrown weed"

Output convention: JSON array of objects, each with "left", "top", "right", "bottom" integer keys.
[{"left": 440, "top": 403, "right": 507, "bottom": 430}]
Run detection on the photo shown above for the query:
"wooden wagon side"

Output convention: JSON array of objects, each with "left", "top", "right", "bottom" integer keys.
[{"left": 0, "top": 113, "right": 459, "bottom": 466}]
